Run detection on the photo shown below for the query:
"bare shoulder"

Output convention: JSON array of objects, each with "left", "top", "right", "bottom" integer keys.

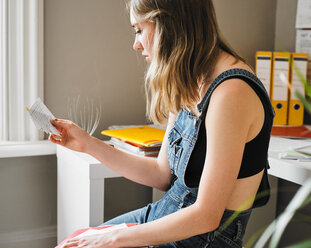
[
  {"left": 207, "top": 67, "right": 265, "bottom": 142},
  {"left": 210, "top": 77, "right": 258, "bottom": 107},
  {"left": 210, "top": 61, "right": 261, "bottom": 112},
  {"left": 201, "top": 50, "right": 265, "bottom": 137}
]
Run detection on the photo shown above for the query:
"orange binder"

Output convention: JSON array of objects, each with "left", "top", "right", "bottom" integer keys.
[
  {"left": 288, "top": 53, "right": 308, "bottom": 126},
  {"left": 271, "top": 52, "right": 291, "bottom": 126}
]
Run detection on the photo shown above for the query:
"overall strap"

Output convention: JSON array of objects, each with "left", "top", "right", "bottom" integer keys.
[{"left": 197, "top": 68, "right": 275, "bottom": 120}]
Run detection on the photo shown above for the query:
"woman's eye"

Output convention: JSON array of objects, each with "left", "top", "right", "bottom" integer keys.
[{"left": 135, "top": 29, "right": 142, "bottom": 35}]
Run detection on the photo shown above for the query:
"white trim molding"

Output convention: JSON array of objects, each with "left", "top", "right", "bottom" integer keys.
[
  {"left": 0, "top": 0, "right": 8, "bottom": 141},
  {"left": 0, "top": 140, "right": 56, "bottom": 158},
  {"left": 0, "top": 0, "right": 44, "bottom": 141}
]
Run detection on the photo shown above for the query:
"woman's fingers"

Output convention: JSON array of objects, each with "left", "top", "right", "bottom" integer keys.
[
  {"left": 49, "top": 134, "right": 63, "bottom": 144},
  {"left": 50, "top": 119, "right": 63, "bottom": 133},
  {"left": 50, "top": 119, "right": 73, "bottom": 136},
  {"left": 50, "top": 118, "right": 59, "bottom": 126},
  {"left": 62, "top": 238, "right": 82, "bottom": 248},
  {"left": 51, "top": 118, "right": 71, "bottom": 129}
]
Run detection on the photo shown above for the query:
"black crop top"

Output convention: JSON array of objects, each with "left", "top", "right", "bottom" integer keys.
[{"left": 185, "top": 71, "right": 274, "bottom": 188}]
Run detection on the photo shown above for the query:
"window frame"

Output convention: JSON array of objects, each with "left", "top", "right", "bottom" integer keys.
[{"left": 0, "top": 0, "right": 44, "bottom": 141}]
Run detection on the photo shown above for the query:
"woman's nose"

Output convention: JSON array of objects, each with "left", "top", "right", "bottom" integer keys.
[{"left": 133, "top": 37, "right": 143, "bottom": 51}]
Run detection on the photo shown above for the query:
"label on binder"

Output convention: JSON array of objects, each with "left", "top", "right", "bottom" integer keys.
[{"left": 256, "top": 51, "right": 272, "bottom": 96}]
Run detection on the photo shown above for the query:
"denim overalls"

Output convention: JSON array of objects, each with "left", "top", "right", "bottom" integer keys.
[{"left": 102, "top": 68, "right": 275, "bottom": 248}]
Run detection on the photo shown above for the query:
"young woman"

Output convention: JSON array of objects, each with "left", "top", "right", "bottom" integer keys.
[{"left": 51, "top": 0, "right": 274, "bottom": 247}]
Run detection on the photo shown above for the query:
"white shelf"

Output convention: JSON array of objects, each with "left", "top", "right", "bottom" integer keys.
[{"left": 0, "top": 140, "right": 56, "bottom": 158}]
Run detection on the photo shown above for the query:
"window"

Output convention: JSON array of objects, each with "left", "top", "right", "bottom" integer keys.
[{"left": 0, "top": 0, "right": 44, "bottom": 141}]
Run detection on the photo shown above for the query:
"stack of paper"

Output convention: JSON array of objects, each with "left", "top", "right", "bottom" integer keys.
[
  {"left": 271, "top": 137, "right": 311, "bottom": 161},
  {"left": 102, "top": 125, "right": 165, "bottom": 158},
  {"left": 279, "top": 144, "right": 311, "bottom": 161},
  {"left": 108, "top": 137, "right": 161, "bottom": 157}
]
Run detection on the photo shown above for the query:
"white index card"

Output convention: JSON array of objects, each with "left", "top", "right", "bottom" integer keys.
[{"left": 28, "top": 98, "right": 60, "bottom": 135}]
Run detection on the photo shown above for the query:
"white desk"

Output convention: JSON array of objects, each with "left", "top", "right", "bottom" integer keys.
[
  {"left": 56, "top": 137, "right": 311, "bottom": 243},
  {"left": 268, "top": 137, "right": 311, "bottom": 185},
  {"left": 57, "top": 145, "right": 120, "bottom": 243}
]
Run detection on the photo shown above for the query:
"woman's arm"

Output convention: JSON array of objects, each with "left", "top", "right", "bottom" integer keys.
[
  {"left": 64, "top": 79, "right": 260, "bottom": 247},
  {"left": 83, "top": 116, "right": 175, "bottom": 190},
  {"left": 50, "top": 114, "right": 176, "bottom": 191}
]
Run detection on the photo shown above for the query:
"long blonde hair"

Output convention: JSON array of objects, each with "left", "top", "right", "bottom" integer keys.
[{"left": 128, "top": 0, "right": 244, "bottom": 124}]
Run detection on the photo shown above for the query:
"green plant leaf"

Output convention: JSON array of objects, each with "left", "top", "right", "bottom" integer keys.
[
  {"left": 244, "top": 226, "right": 267, "bottom": 248},
  {"left": 300, "top": 195, "right": 311, "bottom": 208},
  {"left": 254, "top": 179, "right": 311, "bottom": 248},
  {"left": 294, "top": 90, "right": 311, "bottom": 114},
  {"left": 285, "top": 239, "right": 311, "bottom": 248},
  {"left": 269, "top": 179, "right": 311, "bottom": 247},
  {"left": 292, "top": 63, "right": 311, "bottom": 98},
  {"left": 221, "top": 188, "right": 277, "bottom": 230}
]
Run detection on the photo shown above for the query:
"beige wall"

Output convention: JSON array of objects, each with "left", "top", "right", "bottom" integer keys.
[
  {"left": 274, "top": 0, "right": 297, "bottom": 52},
  {"left": 213, "top": 0, "right": 277, "bottom": 68},
  {"left": 44, "top": 0, "right": 147, "bottom": 139},
  {"left": 44, "top": 0, "right": 278, "bottom": 139},
  {"left": 0, "top": 155, "right": 57, "bottom": 248}
]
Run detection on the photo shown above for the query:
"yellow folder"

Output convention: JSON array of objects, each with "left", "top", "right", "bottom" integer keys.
[
  {"left": 271, "top": 52, "right": 291, "bottom": 126},
  {"left": 255, "top": 51, "right": 273, "bottom": 97},
  {"left": 101, "top": 126, "right": 165, "bottom": 147},
  {"left": 288, "top": 53, "right": 308, "bottom": 126}
]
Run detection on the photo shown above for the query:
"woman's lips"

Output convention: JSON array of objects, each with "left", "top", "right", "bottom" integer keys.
[{"left": 142, "top": 54, "right": 150, "bottom": 61}]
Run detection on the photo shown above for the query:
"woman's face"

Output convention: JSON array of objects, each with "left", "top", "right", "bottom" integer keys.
[{"left": 130, "top": 12, "right": 155, "bottom": 63}]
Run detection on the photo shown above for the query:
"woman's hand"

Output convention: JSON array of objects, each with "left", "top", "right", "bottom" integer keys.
[
  {"left": 49, "top": 119, "right": 92, "bottom": 153},
  {"left": 61, "top": 232, "right": 118, "bottom": 248}
]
